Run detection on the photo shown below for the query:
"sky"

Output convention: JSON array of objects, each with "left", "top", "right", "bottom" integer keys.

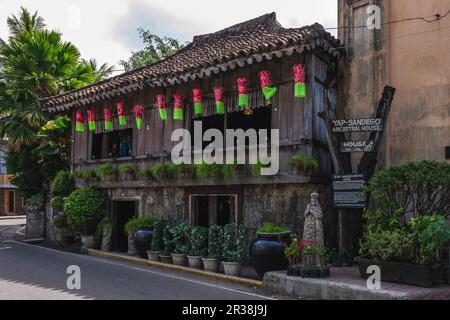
[{"left": 0, "top": 0, "right": 337, "bottom": 75}]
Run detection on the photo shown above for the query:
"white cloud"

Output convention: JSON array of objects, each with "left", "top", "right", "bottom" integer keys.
[{"left": 0, "top": 0, "right": 337, "bottom": 74}]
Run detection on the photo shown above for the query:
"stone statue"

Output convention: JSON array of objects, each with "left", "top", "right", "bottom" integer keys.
[{"left": 302, "top": 191, "right": 325, "bottom": 269}]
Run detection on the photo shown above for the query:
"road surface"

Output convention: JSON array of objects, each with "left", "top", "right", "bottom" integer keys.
[{"left": 0, "top": 218, "right": 275, "bottom": 300}]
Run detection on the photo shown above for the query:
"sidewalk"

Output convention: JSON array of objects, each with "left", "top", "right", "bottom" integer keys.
[
  {"left": 264, "top": 267, "right": 450, "bottom": 300},
  {"left": 0, "top": 215, "right": 26, "bottom": 220}
]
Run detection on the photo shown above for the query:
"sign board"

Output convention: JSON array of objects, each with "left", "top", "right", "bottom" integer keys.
[
  {"left": 340, "top": 140, "right": 375, "bottom": 153},
  {"left": 333, "top": 174, "right": 367, "bottom": 209},
  {"left": 332, "top": 118, "right": 383, "bottom": 133}
]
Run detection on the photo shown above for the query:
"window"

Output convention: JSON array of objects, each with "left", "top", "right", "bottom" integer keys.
[
  {"left": 90, "top": 129, "right": 133, "bottom": 160},
  {"left": 192, "top": 195, "right": 236, "bottom": 227},
  {"left": 446, "top": 146, "right": 450, "bottom": 160}
]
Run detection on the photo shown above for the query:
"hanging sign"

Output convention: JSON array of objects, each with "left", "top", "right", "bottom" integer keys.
[
  {"left": 332, "top": 118, "right": 383, "bottom": 133},
  {"left": 332, "top": 174, "right": 367, "bottom": 209},
  {"left": 340, "top": 140, "right": 375, "bottom": 153}
]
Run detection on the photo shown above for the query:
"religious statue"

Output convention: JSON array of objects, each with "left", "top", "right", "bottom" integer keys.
[{"left": 302, "top": 191, "right": 325, "bottom": 269}]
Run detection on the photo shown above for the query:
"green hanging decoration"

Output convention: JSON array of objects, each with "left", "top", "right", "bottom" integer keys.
[
  {"left": 75, "top": 111, "right": 84, "bottom": 132},
  {"left": 87, "top": 108, "right": 96, "bottom": 131},
  {"left": 192, "top": 88, "right": 204, "bottom": 116},
  {"left": 259, "top": 71, "right": 278, "bottom": 102},
  {"left": 117, "top": 102, "right": 126, "bottom": 126},
  {"left": 237, "top": 78, "right": 249, "bottom": 108},
  {"left": 173, "top": 94, "right": 184, "bottom": 121},
  {"left": 293, "top": 64, "right": 306, "bottom": 98},
  {"left": 134, "top": 104, "right": 143, "bottom": 129},
  {"left": 104, "top": 107, "right": 113, "bottom": 131},
  {"left": 213, "top": 87, "right": 225, "bottom": 115},
  {"left": 156, "top": 95, "right": 168, "bottom": 120}
]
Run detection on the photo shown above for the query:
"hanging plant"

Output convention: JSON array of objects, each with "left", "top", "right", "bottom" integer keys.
[
  {"left": 289, "top": 155, "right": 319, "bottom": 175},
  {"left": 138, "top": 167, "right": 153, "bottom": 180}
]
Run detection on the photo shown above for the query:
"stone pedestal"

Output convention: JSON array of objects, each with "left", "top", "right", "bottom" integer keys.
[{"left": 25, "top": 204, "right": 45, "bottom": 239}]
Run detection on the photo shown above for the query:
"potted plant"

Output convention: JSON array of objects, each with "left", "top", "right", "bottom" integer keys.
[
  {"left": 97, "top": 163, "right": 117, "bottom": 182},
  {"left": 160, "top": 225, "right": 175, "bottom": 264},
  {"left": 79, "top": 168, "right": 98, "bottom": 184},
  {"left": 64, "top": 186, "right": 106, "bottom": 249},
  {"left": 138, "top": 167, "right": 153, "bottom": 181},
  {"left": 249, "top": 223, "right": 291, "bottom": 277},
  {"left": 119, "top": 163, "right": 137, "bottom": 181},
  {"left": 222, "top": 224, "right": 249, "bottom": 277},
  {"left": 171, "top": 223, "right": 191, "bottom": 266},
  {"left": 251, "top": 157, "right": 273, "bottom": 180},
  {"left": 284, "top": 235, "right": 301, "bottom": 276},
  {"left": 176, "top": 164, "right": 194, "bottom": 179},
  {"left": 289, "top": 155, "right": 319, "bottom": 175},
  {"left": 202, "top": 225, "right": 223, "bottom": 273},
  {"left": 151, "top": 163, "right": 169, "bottom": 182},
  {"left": 124, "top": 216, "right": 160, "bottom": 258},
  {"left": 188, "top": 226, "right": 208, "bottom": 269},
  {"left": 147, "top": 221, "right": 165, "bottom": 261}
]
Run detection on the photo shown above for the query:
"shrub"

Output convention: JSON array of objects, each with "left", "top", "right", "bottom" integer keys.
[
  {"left": 119, "top": 163, "right": 137, "bottom": 175},
  {"left": 97, "top": 163, "right": 117, "bottom": 178},
  {"left": 51, "top": 196, "right": 65, "bottom": 211},
  {"left": 151, "top": 221, "right": 165, "bottom": 252},
  {"left": 64, "top": 186, "right": 106, "bottom": 232},
  {"left": 94, "top": 217, "right": 112, "bottom": 249},
  {"left": 162, "top": 225, "right": 175, "bottom": 255},
  {"left": 257, "top": 223, "right": 289, "bottom": 234},
  {"left": 52, "top": 171, "right": 75, "bottom": 197},
  {"left": 172, "top": 223, "right": 191, "bottom": 254},
  {"left": 222, "top": 224, "right": 249, "bottom": 262},
  {"left": 166, "top": 163, "right": 180, "bottom": 180},
  {"left": 53, "top": 215, "right": 69, "bottom": 229},
  {"left": 207, "top": 225, "right": 223, "bottom": 259},
  {"left": 124, "top": 216, "right": 160, "bottom": 236},
  {"left": 190, "top": 227, "right": 208, "bottom": 257},
  {"left": 27, "top": 193, "right": 43, "bottom": 206}
]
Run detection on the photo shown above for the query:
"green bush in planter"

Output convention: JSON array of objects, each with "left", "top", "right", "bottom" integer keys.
[
  {"left": 97, "top": 163, "right": 117, "bottom": 178},
  {"left": 162, "top": 225, "right": 175, "bottom": 255},
  {"left": 52, "top": 171, "right": 75, "bottom": 197},
  {"left": 64, "top": 186, "right": 106, "bottom": 234},
  {"left": 151, "top": 221, "right": 165, "bottom": 252},
  {"left": 222, "top": 224, "right": 249, "bottom": 263},
  {"left": 124, "top": 216, "right": 160, "bottom": 236},
  {"left": 190, "top": 226, "right": 208, "bottom": 257},
  {"left": 207, "top": 225, "right": 223, "bottom": 260},
  {"left": 172, "top": 223, "right": 191, "bottom": 254},
  {"left": 95, "top": 217, "right": 112, "bottom": 249}
]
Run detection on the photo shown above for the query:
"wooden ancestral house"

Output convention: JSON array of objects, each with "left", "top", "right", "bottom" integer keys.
[{"left": 40, "top": 13, "right": 343, "bottom": 251}]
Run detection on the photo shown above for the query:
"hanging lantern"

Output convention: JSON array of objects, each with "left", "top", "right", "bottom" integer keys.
[
  {"left": 293, "top": 64, "right": 306, "bottom": 98},
  {"left": 134, "top": 104, "right": 143, "bottom": 129},
  {"left": 173, "top": 94, "right": 185, "bottom": 121},
  {"left": 75, "top": 111, "right": 84, "bottom": 132},
  {"left": 237, "top": 78, "right": 249, "bottom": 108},
  {"left": 259, "top": 71, "right": 278, "bottom": 102},
  {"left": 87, "top": 108, "right": 96, "bottom": 131},
  {"left": 116, "top": 102, "right": 126, "bottom": 126},
  {"left": 213, "top": 87, "right": 225, "bottom": 115},
  {"left": 104, "top": 107, "right": 113, "bottom": 131},
  {"left": 192, "top": 88, "right": 204, "bottom": 116},
  {"left": 156, "top": 95, "right": 168, "bottom": 120}
]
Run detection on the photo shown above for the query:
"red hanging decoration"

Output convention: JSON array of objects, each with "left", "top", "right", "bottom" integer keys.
[
  {"left": 134, "top": 104, "right": 143, "bottom": 129},
  {"left": 237, "top": 78, "right": 249, "bottom": 108},
  {"left": 75, "top": 111, "right": 84, "bottom": 132},
  {"left": 156, "top": 95, "right": 168, "bottom": 120},
  {"left": 87, "top": 108, "right": 96, "bottom": 131},
  {"left": 213, "top": 87, "right": 225, "bottom": 115},
  {"left": 293, "top": 64, "right": 306, "bottom": 98},
  {"left": 104, "top": 107, "right": 113, "bottom": 131},
  {"left": 116, "top": 102, "right": 126, "bottom": 126},
  {"left": 258, "top": 71, "right": 278, "bottom": 101},
  {"left": 173, "top": 94, "right": 184, "bottom": 121},
  {"left": 192, "top": 88, "right": 204, "bottom": 116}
]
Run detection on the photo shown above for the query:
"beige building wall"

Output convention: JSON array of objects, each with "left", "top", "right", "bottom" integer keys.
[{"left": 338, "top": 0, "right": 450, "bottom": 167}]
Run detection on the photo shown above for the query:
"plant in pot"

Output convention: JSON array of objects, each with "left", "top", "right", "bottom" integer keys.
[
  {"left": 160, "top": 225, "right": 175, "bottom": 264},
  {"left": 79, "top": 168, "right": 98, "bottom": 184},
  {"left": 94, "top": 217, "right": 113, "bottom": 252},
  {"left": 289, "top": 155, "right": 319, "bottom": 175},
  {"left": 249, "top": 223, "right": 291, "bottom": 278},
  {"left": 202, "top": 225, "right": 223, "bottom": 273},
  {"left": 188, "top": 226, "right": 208, "bottom": 269},
  {"left": 97, "top": 163, "right": 117, "bottom": 182},
  {"left": 124, "top": 215, "right": 160, "bottom": 258},
  {"left": 171, "top": 223, "right": 191, "bottom": 266},
  {"left": 119, "top": 163, "right": 137, "bottom": 181},
  {"left": 176, "top": 164, "right": 194, "bottom": 180},
  {"left": 138, "top": 167, "right": 153, "bottom": 181},
  {"left": 222, "top": 224, "right": 249, "bottom": 277},
  {"left": 147, "top": 221, "right": 165, "bottom": 261},
  {"left": 64, "top": 186, "right": 106, "bottom": 250},
  {"left": 284, "top": 235, "right": 301, "bottom": 276},
  {"left": 151, "top": 163, "right": 169, "bottom": 182}
]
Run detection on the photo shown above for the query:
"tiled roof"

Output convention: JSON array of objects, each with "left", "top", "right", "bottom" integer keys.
[{"left": 40, "top": 12, "right": 341, "bottom": 112}]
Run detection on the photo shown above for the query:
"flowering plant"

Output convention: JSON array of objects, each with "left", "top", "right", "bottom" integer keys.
[{"left": 284, "top": 235, "right": 302, "bottom": 267}]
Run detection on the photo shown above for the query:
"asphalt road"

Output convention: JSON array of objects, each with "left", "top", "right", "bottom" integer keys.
[{"left": 0, "top": 219, "right": 275, "bottom": 300}]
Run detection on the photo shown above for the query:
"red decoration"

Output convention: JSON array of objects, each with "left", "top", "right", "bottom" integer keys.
[
  {"left": 156, "top": 95, "right": 168, "bottom": 120},
  {"left": 192, "top": 88, "right": 204, "bottom": 116},
  {"left": 134, "top": 104, "right": 143, "bottom": 129},
  {"left": 116, "top": 102, "right": 126, "bottom": 125},
  {"left": 87, "top": 109, "right": 96, "bottom": 131},
  {"left": 258, "top": 71, "right": 278, "bottom": 101},
  {"left": 237, "top": 78, "right": 249, "bottom": 108},
  {"left": 213, "top": 87, "right": 225, "bottom": 114},
  {"left": 104, "top": 107, "right": 113, "bottom": 131},
  {"left": 293, "top": 64, "right": 306, "bottom": 98},
  {"left": 173, "top": 94, "right": 184, "bottom": 121},
  {"left": 75, "top": 111, "right": 84, "bottom": 132}
]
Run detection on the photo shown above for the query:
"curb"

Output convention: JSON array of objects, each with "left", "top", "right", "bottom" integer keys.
[
  {"left": 87, "top": 249, "right": 263, "bottom": 288},
  {"left": 0, "top": 215, "right": 26, "bottom": 220}
]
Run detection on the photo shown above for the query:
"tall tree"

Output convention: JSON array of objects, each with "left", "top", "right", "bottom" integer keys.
[
  {"left": 6, "top": 7, "right": 45, "bottom": 38},
  {"left": 82, "top": 59, "right": 115, "bottom": 81},
  {"left": 120, "top": 28, "right": 185, "bottom": 71}
]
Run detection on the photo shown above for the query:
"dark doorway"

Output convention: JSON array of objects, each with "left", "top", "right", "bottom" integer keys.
[
  {"left": 195, "top": 196, "right": 209, "bottom": 227},
  {"left": 192, "top": 195, "right": 235, "bottom": 227},
  {"left": 217, "top": 196, "right": 231, "bottom": 226},
  {"left": 111, "top": 201, "right": 137, "bottom": 252}
]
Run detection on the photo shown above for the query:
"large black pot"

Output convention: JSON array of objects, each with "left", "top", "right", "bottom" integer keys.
[
  {"left": 249, "top": 232, "right": 291, "bottom": 278},
  {"left": 133, "top": 227, "right": 154, "bottom": 259}
]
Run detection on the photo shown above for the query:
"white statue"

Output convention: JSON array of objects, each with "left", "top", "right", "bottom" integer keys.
[{"left": 302, "top": 191, "right": 325, "bottom": 269}]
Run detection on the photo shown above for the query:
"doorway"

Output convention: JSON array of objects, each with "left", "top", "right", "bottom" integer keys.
[
  {"left": 111, "top": 201, "right": 137, "bottom": 252},
  {"left": 191, "top": 195, "right": 237, "bottom": 227},
  {"left": 4, "top": 190, "right": 15, "bottom": 214}
]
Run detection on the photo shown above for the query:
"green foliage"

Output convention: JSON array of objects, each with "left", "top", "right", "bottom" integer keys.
[
  {"left": 119, "top": 29, "right": 185, "bottom": 72},
  {"left": 257, "top": 223, "right": 290, "bottom": 234},
  {"left": 79, "top": 168, "right": 97, "bottom": 182},
  {"left": 222, "top": 224, "right": 249, "bottom": 262},
  {"left": 97, "top": 163, "right": 117, "bottom": 178},
  {"left": 64, "top": 186, "right": 106, "bottom": 229},
  {"left": 222, "top": 163, "right": 238, "bottom": 182},
  {"left": 138, "top": 167, "right": 153, "bottom": 179},
  {"left": 284, "top": 235, "right": 301, "bottom": 266},
  {"left": 207, "top": 225, "right": 223, "bottom": 260},
  {"left": 365, "top": 161, "right": 450, "bottom": 224},
  {"left": 172, "top": 223, "right": 191, "bottom": 254},
  {"left": 151, "top": 221, "right": 165, "bottom": 252},
  {"left": 289, "top": 155, "right": 319, "bottom": 174},
  {"left": 124, "top": 216, "right": 160, "bottom": 236},
  {"left": 119, "top": 163, "right": 137, "bottom": 175},
  {"left": 94, "top": 217, "right": 111, "bottom": 249},
  {"left": 50, "top": 196, "right": 65, "bottom": 211},
  {"left": 51, "top": 171, "right": 75, "bottom": 197},
  {"left": 190, "top": 227, "right": 208, "bottom": 257},
  {"left": 27, "top": 193, "right": 43, "bottom": 206},
  {"left": 52, "top": 214, "right": 68, "bottom": 230},
  {"left": 251, "top": 157, "right": 274, "bottom": 179},
  {"left": 193, "top": 162, "right": 209, "bottom": 181},
  {"left": 166, "top": 163, "right": 180, "bottom": 180},
  {"left": 162, "top": 225, "right": 175, "bottom": 255},
  {"left": 151, "top": 163, "right": 169, "bottom": 181}
]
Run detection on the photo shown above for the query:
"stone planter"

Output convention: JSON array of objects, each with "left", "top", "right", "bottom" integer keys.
[
  {"left": 172, "top": 253, "right": 188, "bottom": 266},
  {"left": 133, "top": 227, "right": 154, "bottom": 259},
  {"left": 100, "top": 224, "right": 112, "bottom": 252},
  {"left": 147, "top": 251, "right": 162, "bottom": 262},
  {"left": 81, "top": 235, "right": 95, "bottom": 249},
  {"left": 355, "top": 256, "right": 446, "bottom": 288},
  {"left": 188, "top": 256, "right": 203, "bottom": 269},
  {"left": 249, "top": 231, "right": 291, "bottom": 278},
  {"left": 159, "top": 253, "right": 173, "bottom": 264},
  {"left": 202, "top": 258, "right": 220, "bottom": 273},
  {"left": 223, "top": 262, "right": 242, "bottom": 277},
  {"left": 127, "top": 232, "right": 137, "bottom": 256}
]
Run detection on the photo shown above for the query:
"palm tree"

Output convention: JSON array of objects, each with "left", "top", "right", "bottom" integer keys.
[
  {"left": 6, "top": 7, "right": 45, "bottom": 38},
  {"left": 82, "top": 59, "right": 115, "bottom": 81}
]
